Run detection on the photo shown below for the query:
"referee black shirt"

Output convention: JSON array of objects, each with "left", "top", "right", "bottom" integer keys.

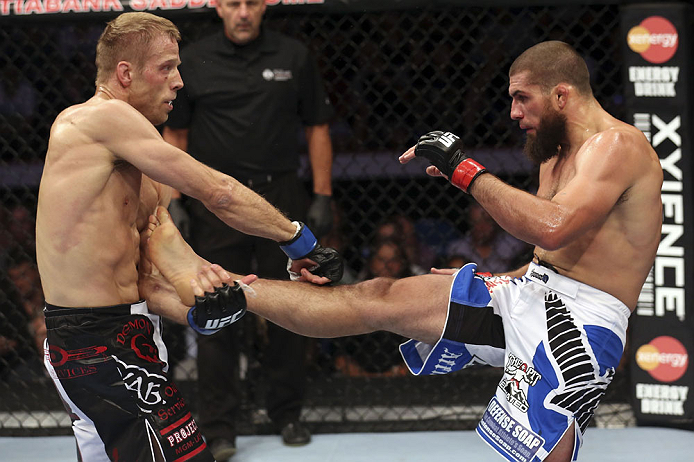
[{"left": 166, "top": 27, "right": 333, "bottom": 178}]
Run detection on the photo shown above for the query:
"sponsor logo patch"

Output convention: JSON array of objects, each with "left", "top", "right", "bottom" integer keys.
[
  {"left": 529, "top": 269, "right": 549, "bottom": 284},
  {"left": 627, "top": 16, "right": 678, "bottom": 64},
  {"left": 114, "top": 356, "right": 168, "bottom": 412},
  {"left": 499, "top": 352, "right": 542, "bottom": 413},
  {"left": 478, "top": 397, "right": 545, "bottom": 462},
  {"left": 262, "top": 68, "right": 293, "bottom": 81},
  {"left": 636, "top": 335, "right": 688, "bottom": 382}
]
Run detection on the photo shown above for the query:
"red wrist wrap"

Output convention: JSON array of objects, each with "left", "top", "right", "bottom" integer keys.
[{"left": 450, "top": 158, "right": 487, "bottom": 193}]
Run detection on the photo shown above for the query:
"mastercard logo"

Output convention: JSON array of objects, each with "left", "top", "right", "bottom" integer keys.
[
  {"left": 627, "top": 16, "right": 678, "bottom": 64},
  {"left": 635, "top": 336, "right": 688, "bottom": 382}
]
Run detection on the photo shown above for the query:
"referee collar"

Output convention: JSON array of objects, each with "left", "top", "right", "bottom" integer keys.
[{"left": 218, "top": 26, "right": 279, "bottom": 58}]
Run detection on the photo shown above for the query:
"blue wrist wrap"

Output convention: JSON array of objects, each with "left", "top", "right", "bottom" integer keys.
[
  {"left": 280, "top": 222, "right": 317, "bottom": 260},
  {"left": 187, "top": 306, "right": 219, "bottom": 336}
]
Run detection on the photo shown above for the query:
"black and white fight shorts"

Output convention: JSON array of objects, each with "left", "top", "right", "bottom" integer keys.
[{"left": 44, "top": 300, "right": 213, "bottom": 462}]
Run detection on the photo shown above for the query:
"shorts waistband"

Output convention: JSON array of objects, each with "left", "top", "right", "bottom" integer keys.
[
  {"left": 525, "top": 262, "right": 579, "bottom": 299},
  {"left": 525, "top": 262, "right": 631, "bottom": 319},
  {"left": 44, "top": 300, "right": 148, "bottom": 317}
]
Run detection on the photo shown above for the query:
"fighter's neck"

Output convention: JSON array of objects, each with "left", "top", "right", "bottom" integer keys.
[
  {"left": 561, "top": 103, "right": 609, "bottom": 154},
  {"left": 96, "top": 85, "right": 117, "bottom": 99}
]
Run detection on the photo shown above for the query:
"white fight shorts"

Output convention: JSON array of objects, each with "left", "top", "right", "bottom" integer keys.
[{"left": 400, "top": 262, "right": 630, "bottom": 462}]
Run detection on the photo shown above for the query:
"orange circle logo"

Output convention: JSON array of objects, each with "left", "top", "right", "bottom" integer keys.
[
  {"left": 635, "top": 336, "right": 688, "bottom": 382},
  {"left": 627, "top": 16, "right": 678, "bottom": 64},
  {"left": 635, "top": 344, "right": 659, "bottom": 371}
]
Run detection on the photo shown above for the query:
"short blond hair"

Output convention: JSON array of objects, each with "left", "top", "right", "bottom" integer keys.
[{"left": 95, "top": 12, "right": 181, "bottom": 85}]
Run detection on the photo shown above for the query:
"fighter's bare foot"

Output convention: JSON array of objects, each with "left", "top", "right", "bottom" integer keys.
[
  {"left": 190, "top": 264, "right": 256, "bottom": 297},
  {"left": 146, "top": 206, "right": 209, "bottom": 306},
  {"left": 139, "top": 222, "right": 155, "bottom": 276}
]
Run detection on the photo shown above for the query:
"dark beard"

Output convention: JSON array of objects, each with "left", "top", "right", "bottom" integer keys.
[{"left": 523, "top": 108, "right": 567, "bottom": 165}]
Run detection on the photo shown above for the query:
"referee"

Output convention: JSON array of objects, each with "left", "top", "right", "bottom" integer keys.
[{"left": 163, "top": 1, "right": 334, "bottom": 460}]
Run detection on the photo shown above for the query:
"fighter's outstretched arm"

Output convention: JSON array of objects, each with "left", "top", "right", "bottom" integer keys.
[
  {"left": 401, "top": 130, "right": 654, "bottom": 250},
  {"left": 95, "top": 100, "right": 295, "bottom": 242},
  {"left": 91, "top": 100, "right": 342, "bottom": 284},
  {"left": 144, "top": 206, "right": 452, "bottom": 344}
]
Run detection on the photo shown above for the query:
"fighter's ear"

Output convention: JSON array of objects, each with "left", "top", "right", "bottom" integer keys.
[
  {"left": 553, "top": 84, "right": 570, "bottom": 110},
  {"left": 116, "top": 61, "right": 133, "bottom": 88}
]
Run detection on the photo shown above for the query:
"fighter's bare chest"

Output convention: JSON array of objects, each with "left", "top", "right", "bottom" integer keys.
[
  {"left": 136, "top": 179, "right": 161, "bottom": 231},
  {"left": 537, "top": 159, "right": 577, "bottom": 200},
  {"left": 111, "top": 162, "right": 147, "bottom": 227}
]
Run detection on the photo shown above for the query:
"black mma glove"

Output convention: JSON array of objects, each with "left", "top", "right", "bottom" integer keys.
[
  {"left": 415, "top": 131, "right": 487, "bottom": 194},
  {"left": 303, "top": 244, "right": 343, "bottom": 282},
  {"left": 280, "top": 221, "right": 344, "bottom": 283},
  {"left": 307, "top": 193, "right": 333, "bottom": 238},
  {"left": 187, "top": 282, "right": 247, "bottom": 336}
]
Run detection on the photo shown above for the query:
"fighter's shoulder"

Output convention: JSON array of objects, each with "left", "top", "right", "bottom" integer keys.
[
  {"left": 584, "top": 123, "right": 653, "bottom": 161},
  {"left": 54, "top": 99, "right": 142, "bottom": 135},
  {"left": 581, "top": 124, "right": 660, "bottom": 190},
  {"left": 95, "top": 98, "right": 143, "bottom": 121},
  {"left": 92, "top": 100, "right": 154, "bottom": 142}
]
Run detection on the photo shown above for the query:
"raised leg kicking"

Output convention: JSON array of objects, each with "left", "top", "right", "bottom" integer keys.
[
  {"left": 143, "top": 206, "right": 606, "bottom": 462},
  {"left": 143, "top": 205, "right": 451, "bottom": 344}
]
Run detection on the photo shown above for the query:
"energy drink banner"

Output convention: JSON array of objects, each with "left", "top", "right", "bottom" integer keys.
[{"left": 622, "top": 3, "right": 694, "bottom": 427}]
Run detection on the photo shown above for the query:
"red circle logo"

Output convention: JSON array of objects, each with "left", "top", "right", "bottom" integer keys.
[
  {"left": 627, "top": 16, "right": 679, "bottom": 64},
  {"left": 635, "top": 336, "right": 688, "bottom": 382}
]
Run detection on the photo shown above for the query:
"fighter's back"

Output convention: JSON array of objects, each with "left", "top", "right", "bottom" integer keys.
[{"left": 36, "top": 96, "right": 143, "bottom": 307}]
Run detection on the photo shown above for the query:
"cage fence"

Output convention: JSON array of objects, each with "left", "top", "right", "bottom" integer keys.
[{"left": 0, "top": 1, "right": 632, "bottom": 436}]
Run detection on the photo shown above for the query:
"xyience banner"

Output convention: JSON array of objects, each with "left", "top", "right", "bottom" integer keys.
[{"left": 622, "top": 3, "right": 693, "bottom": 427}]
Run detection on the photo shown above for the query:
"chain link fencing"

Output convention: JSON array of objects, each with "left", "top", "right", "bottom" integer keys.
[{"left": 0, "top": 2, "right": 634, "bottom": 436}]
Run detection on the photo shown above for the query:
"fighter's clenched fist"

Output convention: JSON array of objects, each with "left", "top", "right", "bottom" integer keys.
[{"left": 414, "top": 131, "right": 487, "bottom": 194}]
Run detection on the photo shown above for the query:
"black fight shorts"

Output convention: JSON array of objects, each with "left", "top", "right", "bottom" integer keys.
[{"left": 44, "top": 301, "right": 213, "bottom": 462}]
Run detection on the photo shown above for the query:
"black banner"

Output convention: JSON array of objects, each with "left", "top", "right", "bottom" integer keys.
[
  {"left": 623, "top": 3, "right": 694, "bottom": 427},
  {"left": 0, "top": 0, "right": 631, "bottom": 19}
]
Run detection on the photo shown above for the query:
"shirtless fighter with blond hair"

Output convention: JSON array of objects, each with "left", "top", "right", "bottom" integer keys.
[{"left": 37, "top": 12, "right": 341, "bottom": 462}]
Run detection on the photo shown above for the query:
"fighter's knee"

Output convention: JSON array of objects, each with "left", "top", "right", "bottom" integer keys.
[
  {"left": 351, "top": 277, "right": 397, "bottom": 328},
  {"left": 355, "top": 276, "right": 396, "bottom": 299}
]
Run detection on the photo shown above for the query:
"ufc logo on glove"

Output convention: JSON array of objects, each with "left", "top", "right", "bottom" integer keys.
[
  {"left": 415, "top": 130, "right": 488, "bottom": 194},
  {"left": 187, "top": 282, "right": 248, "bottom": 335},
  {"left": 439, "top": 132, "right": 458, "bottom": 148},
  {"left": 204, "top": 310, "right": 245, "bottom": 330}
]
